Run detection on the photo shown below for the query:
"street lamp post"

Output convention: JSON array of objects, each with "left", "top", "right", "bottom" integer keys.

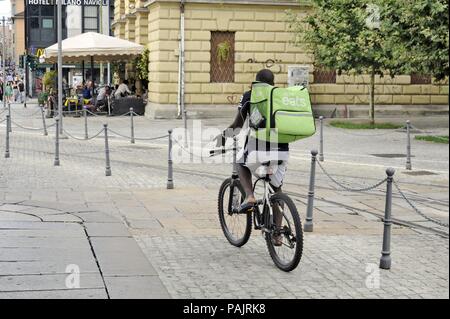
[
  {"left": 57, "top": 0, "right": 63, "bottom": 134},
  {"left": 2, "top": 17, "right": 7, "bottom": 114}
]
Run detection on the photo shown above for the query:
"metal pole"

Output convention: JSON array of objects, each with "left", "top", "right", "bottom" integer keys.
[
  {"left": 380, "top": 168, "right": 395, "bottom": 270},
  {"left": 179, "top": 1, "right": 188, "bottom": 147},
  {"left": 5, "top": 114, "right": 10, "bottom": 158},
  {"left": 319, "top": 116, "right": 324, "bottom": 162},
  {"left": 7, "top": 101, "right": 11, "bottom": 133},
  {"left": 54, "top": 118, "right": 60, "bottom": 166},
  {"left": 304, "top": 150, "right": 318, "bottom": 232},
  {"left": 406, "top": 120, "right": 412, "bottom": 170},
  {"left": 2, "top": 17, "right": 6, "bottom": 115},
  {"left": 41, "top": 105, "right": 48, "bottom": 136},
  {"left": 23, "top": 55, "right": 27, "bottom": 108},
  {"left": 84, "top": 107, "right": 88, "bottom": 140},
  {"left": 167, "top": 130, "right": 174, "bottom": 189},
  {"left": 130, "top": 107, "right": 135, "bottom": 144},
  {"left": 104, "top": 124, "right": 112, "bottom": 176},
  {"left": 57, "top": 0, "right": 63, "bottom": 135},
  {"left": 99, "top": 1, "right": 103, "bottom": 85}
]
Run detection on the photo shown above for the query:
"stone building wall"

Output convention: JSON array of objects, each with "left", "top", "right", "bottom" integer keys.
[{"left": 113, "top": 0, "right": 449, "bottom": 119}]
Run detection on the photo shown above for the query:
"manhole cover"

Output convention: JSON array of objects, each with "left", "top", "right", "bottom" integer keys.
[
  {"left": 372, "top": 154, "right": 412, "bottom": 158},
  {"left": 402, "top": 171, "right": 439, "bottom": 176}
]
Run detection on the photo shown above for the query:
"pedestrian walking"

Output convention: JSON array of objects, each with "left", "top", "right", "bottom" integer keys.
[
  {"left": 12, "top": 81, "right": 19, "bottom": 102},
  {"left": 0, "top": 81, "right": 3, "bottom": 104},
  {"left": 18, "top": 80, "right": 25, "bottom": 104},
  {"left": 4, "top": 82, "right": 13, "bottom": 104}
]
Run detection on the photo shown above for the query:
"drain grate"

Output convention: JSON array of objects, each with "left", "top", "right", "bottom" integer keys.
[
  {"left": 371, "top": 154, "right": 413, "bottom": 158},
  {"left": 402, "top": 171, "right": 439, "bottom": 176}
]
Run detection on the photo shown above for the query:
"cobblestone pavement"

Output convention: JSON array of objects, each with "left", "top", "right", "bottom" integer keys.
[{"left": 0, "top": 103, "right": 448, "bottom": 299}]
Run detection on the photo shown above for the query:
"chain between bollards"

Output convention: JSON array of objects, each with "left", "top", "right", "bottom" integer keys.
[
  {"left": 41, "top": 106, "right": 48, "bottom": 136},
  {"left": 54, "top": 118, "right": 60, "bottom": 166},
  {"left": 406, "top": 120, "right": 412, "bottom": 171},
  {"left": 104, "top": 124, "right": 112, "bottom": 177},
  {"left": 380, "top": 168, "right": 395, "bottom": 270},
  {"left": 167, "top": 130, "right": 174, "bottom": 189},
  {"left": 304, "top": 150, "right": 318, "bottom": 232},
  {"left": 130, "top": 107, "right": 135, "bottom": 144},
  {"left": 319, "top": 116, "right": 324, "bottom": 162},
  {"left": 4, "top": 115, "right": 10, "bottom": 158},
  {"left": 84, "top": 107, "right": 88, "bottom": 140}
]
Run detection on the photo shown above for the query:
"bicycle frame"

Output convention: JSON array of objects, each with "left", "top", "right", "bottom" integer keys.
[{"left": 252, "top": 176, "right": 275, "bottom": 233}]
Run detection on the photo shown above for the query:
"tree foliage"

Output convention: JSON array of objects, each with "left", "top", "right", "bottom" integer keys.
[
  {"left": 381, "top": 0, "right": 449, "bottom": 81},
  {"left": 288, "top": 0, "right": 449, "bottom": 79},
  {"left": 287, "top": 0, "right": 449, "bottom": 123}
]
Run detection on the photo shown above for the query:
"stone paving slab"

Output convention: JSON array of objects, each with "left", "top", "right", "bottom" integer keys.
[
  {"left": 0, "top": 289, "right": 108, "bottom": 299},
  {"left": 104, "top": 276, "right": 171, "bottom": 299},
  {"left": 0, "top": 202, "right": 170, "bottom": 299},
  {"left": 90, "top": 237, "right": 159, "bottom": 277},
  {"left": 0, "top": 274, "right": 105, "bottom": 292}
]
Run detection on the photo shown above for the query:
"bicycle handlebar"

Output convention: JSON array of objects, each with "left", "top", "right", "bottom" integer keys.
[{"left": 209, "top": 148, "right": 236, "bottom": 157}]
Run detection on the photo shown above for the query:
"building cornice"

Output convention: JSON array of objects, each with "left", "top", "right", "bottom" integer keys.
[
  {"left": 111, "top": 19, "right": 127, "bottom": 28},
  {"left": 131, "top": 7, "right": 150, "bottom": 15},
  {"left": 125, "top": 13, "right": 138, "bottom": 19},
  {"left": 144, "top": 0, "right": 309, "bottom": 8}
]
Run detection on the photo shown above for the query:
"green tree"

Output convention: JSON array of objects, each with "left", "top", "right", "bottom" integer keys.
[
  {"left": 288, "top": 0, "right": 449, "bottom": 124},
  {"left": 381, "top": 0, "right": 449, "bottom": 81}
]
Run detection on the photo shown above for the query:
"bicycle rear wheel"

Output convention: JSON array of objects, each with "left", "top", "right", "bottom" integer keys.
[
  {"left": 265, "top": 193, "right": 303, "bottom": 272},
  {"left": 218, "top": 178, "right": 252, "bottom": 247}
]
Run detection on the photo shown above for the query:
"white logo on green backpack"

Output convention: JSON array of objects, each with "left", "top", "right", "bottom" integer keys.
[{"left": 250, "top": 82, "right": 316, "bottom": 144}]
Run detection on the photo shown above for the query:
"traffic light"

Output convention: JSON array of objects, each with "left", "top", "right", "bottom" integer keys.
[
  {"left": 19, "top": 55, "right": 24, "bottom": 69},
  {"left": 26, "top": 55, "right": 38, "bottom": 71}
]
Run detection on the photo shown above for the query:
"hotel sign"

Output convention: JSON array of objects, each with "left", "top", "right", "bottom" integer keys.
[{"left": 27, "top": 0, "right": 109, "bottom": 5}]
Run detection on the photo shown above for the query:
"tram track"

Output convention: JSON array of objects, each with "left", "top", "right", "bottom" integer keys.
[{"left": 3, "top": 140, "right": 449, "bottom": 238}]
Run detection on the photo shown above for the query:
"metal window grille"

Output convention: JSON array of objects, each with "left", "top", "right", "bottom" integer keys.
[
  {"left": 211, "top": 31, "right": 235, "bottom": 83},
  {"left": 411, "top": 74, "right": 432, "bottom": 85},
  {"left": 313, "top": 68, "right": 337, "bottom": 84}
]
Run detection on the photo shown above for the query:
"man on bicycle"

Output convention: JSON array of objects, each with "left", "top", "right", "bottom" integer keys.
[{"left": 216, "top": 69, "right": 288, "bottom": 245}]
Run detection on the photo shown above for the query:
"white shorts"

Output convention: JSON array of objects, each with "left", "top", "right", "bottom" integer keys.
[{"left": 237, "top": 139, "right": 289, "bottom": 189}]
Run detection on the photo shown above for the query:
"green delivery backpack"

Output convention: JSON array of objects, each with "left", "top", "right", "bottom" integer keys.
[{"left": 249, "top": 82, "right": 316, "bottom": 144}]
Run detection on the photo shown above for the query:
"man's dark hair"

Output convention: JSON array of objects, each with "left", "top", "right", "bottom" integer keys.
[
  {"left": 123, "top": 80, "right": 129, "bottom": 85},
  {"left": 256, "top": 69, "right": 275, "bottom": 86}
]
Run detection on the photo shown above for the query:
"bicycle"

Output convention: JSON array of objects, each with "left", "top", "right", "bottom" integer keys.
[{"left": 211, "top": 138, "right": 303, "bottom": 272}]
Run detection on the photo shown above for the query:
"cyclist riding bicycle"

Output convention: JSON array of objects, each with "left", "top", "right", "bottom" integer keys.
[{"left": 216, "top": 69, "right": 288, "bottom": 245}]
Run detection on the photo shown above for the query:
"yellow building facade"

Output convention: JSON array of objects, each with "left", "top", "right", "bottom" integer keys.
[
  {"left": 113, "top": 0, "right": 449, "bottom": 119},
  {"left": 10, "top": 0, "right": 26, "bottom": 66}
]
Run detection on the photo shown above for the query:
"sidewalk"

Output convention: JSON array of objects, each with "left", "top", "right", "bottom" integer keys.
[
  {"left": 129, "top": 187, "right": 449, "bottom": 299},
  {"left": 0, "top": 102, "right": 448, "bottom": 299},
  {"left": 0, "top": 200, "right": 169, "bottom": 299}
]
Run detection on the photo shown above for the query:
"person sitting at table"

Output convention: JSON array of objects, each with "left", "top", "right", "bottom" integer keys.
[
  {"left": 82, "top": 81, "right": 93, "bottom": 100},
  {"left": 114, "top": 80, "right": 131, "bottom": 99},
  {"left": 96, "top": 86, "right": 111, "bottom": 112}
]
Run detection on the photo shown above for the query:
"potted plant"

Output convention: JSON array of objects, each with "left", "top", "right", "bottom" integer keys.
[
  {"left": 41, "top": 70, "right": 57, "bottom": 117},
  {"left": 135, "top": 47, "right": 150, "bottom": 96}
]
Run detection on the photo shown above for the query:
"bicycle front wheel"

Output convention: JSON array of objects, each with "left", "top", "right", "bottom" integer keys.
[
  {"left": 218, "top": 178, "right": 252, "bottom": 247},
  {"left": 266, "top": 193, "right": 303, "bottom": 272}
]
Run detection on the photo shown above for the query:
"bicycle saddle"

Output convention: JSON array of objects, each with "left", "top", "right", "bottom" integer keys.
[{"left": 261, "top": 160, "right": 284, "bottom": 166}]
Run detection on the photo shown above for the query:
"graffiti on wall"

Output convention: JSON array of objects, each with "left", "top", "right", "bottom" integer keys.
[{"left": 246, "top": 58, "right": 283, "bottom": 74}]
